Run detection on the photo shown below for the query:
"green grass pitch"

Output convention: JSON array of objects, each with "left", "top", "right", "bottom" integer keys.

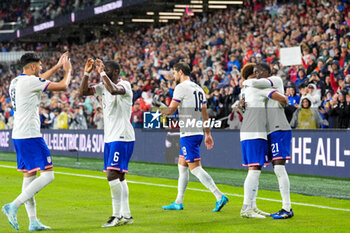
[{"left": 0, "top": 159, "right": 350, "bottom": 232}]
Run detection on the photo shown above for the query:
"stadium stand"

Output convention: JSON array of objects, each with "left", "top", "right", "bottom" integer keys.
[{"left": 0, "top": 0, "right": 111, "bottom": 30}]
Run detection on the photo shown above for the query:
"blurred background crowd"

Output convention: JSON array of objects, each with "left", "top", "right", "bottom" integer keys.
[
  {"left": 0, "top": 0, "right": 349, "bottom": 130},
  {"left": 0, "top": 0, "right": 104, "bottom": 29}
]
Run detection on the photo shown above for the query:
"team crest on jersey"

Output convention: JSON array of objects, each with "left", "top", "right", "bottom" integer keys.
[
  {"left": 47, "top": 156, "right": 52, "bottom": 163},
  {"left": 143, "top": 111, "right": 161, "bottom": 129}
]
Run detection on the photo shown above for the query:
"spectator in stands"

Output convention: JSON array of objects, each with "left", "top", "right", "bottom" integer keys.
[
  {"left": 227, "top": 101, "right": 242, "bottom": 129},
  {"left": 309, "top": 71, "right": 326, "bottom": 96},
  {"left": 57, "top": 108, "right": 69, "bottom": 129},
  {"left": 287, "top": 85, "right": 300, "bottom": 108},
  {"left": 42, "top": 107, "right": 54, "bottom": 129},
  {"left": 227, "top": 55, "right": 240, "bottom": 73},
  {"left": 93, "top": 107, "right": 104, "bottom": 129},
  {"left": 51, "top": 108, "right": 60, "bottom": 129},
  {"left": 307, "top": 83, "right": 322, "bottom": 108},
  {"left": 295, "top": 69, "right": 309, "bottom": 88},
  {"left": 329, "top": 92, "right": 350, "bottom": 128},
  {"left": 130, "top": 102, "right": 143, "bottom": 128},
  {"left": 207, "top": 89, "right": 222, "bottom": 118},
  {"left": 329, "top": 60, "right": 345, "bottom": 93},
  {"left": 290, "top": 96, "right": 328, "bottom": 129},
  {"left": 69, "top": 105, "right": 87, "bottom": 130},
  {"left": 132, "top": 84, "right": 142, "bottom": 104}
]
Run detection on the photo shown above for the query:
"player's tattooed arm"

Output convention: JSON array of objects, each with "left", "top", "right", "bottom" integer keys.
[
  {"left": 40, "top": 51, "right": 68, "bottom": 80},
  {"left": 161, "top": 100, "right": 179, "bottom": 116},
  {"left": 79, "top": 58, "right": 95, "bottom": 96}
]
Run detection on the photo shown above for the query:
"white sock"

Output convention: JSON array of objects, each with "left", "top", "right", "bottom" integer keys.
[
  {"left": 252, "top": 189, "right": 258, "bottom": 210},
  {"left": 274, "top": 165, "right": 291, "bottom": 211},
  {"left": 120, "top": 179, "right": 131, "bottom": 218},
  {"left": 22, "top": 176, "right": 37, "bottom": 221},
  {"left": 191, "top": 166, "right": 222, "bottom": 201},
  {"left": 175, "top": 164, "right": 189, "bottom": 204},
  {"left": 13, "top": 171, "right": 54, "bottom": 208},
  {"left": 109, "top": 179, "right": 122, "bottom": 218},
  {"left": 242, "top": 170, "right": 261, "bottom": 211}
]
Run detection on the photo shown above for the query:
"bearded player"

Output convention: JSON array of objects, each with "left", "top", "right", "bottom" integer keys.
[{"left": 161, "top": 62, "right": 229, "bottom": 212}]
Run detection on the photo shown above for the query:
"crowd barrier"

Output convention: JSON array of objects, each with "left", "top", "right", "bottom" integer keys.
[{"left": 0, "top": 129, "right": 349, "bottom": 178}]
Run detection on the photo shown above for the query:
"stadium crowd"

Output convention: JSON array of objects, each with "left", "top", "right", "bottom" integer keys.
[
  {"left": 0, "top": 0, "right": 350, "bottom": 130},
  {"left": 0, "top": 0, "right": 108, "bottom": 30}
]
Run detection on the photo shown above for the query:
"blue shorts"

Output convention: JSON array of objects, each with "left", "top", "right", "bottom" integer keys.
[
  {"left": 241, "top": 139, "right": 269, "bottom": 167},
  {"left": 179, "top": 135, "right": 203, "bottom": 163},
  {"left": 268, "top": 130, "right": 292, "bottom": 161},
  {"left": 13, "top": 137, "right": 53, "bottom": 173},
  {"left": 103, "top": 141, "right": 135, "bottom": 173}
]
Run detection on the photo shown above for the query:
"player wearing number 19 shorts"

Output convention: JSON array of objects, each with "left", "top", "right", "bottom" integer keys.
[{"left": 80, "top": 58, "right": 135, "bottom": 227}]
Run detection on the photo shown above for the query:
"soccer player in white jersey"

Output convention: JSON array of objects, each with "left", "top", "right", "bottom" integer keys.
[
  {"left": 239, "top": 63, "right": 287, "bottom": 218},
  {"left": 79, "top": 58, "right": 135, "bottom": 227},
  {"left": 2, "top": 52, "right": 72, "bottom": 231},
  {"left": 161, "top": 62, "right": 228, "bottom": 212},
  {"left": 244, "top": 63, "right": 293, "bottom": 219}
]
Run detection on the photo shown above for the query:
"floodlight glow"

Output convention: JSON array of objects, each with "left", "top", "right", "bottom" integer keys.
[
  {"left": 131, "top": 19, "right": 155, "bottom": 22},
  {"left": 208, "top": 5, "right": 227, "bottom": 8}
]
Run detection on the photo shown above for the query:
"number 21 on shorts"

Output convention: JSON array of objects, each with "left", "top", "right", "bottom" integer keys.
[{"left": 271, "top": 143, "right": 279, "bottom": 154}]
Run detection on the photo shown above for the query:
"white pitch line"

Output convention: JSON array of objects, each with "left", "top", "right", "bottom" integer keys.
[{"left": 1, "top": 164, "right": 350, "bottom": 212}]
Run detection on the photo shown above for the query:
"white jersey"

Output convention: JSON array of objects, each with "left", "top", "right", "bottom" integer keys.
[
  {"left": 92, "top": 79, "right": 135, "bottom": 143},
  {"left": 240, "top": 85, "right": 276, "bottom": 141},
  {"left": 172, "top": 80, "right": 207, "bottom": 138},
  {"left": 265, "top": 76, "right": 291, "bottom": 134},
  {"left": 9, "top": 74, "right": 51, "bottom": 139}
]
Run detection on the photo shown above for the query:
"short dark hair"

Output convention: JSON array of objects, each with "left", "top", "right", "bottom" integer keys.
[
  {"left": 174, "top": 62, "right": 191, "bottom": 76},
  {"left": 256, "top": 62, "right": 271, "bottom": 74},
  {"left": 241, "top": 63, "right": 256, "bottom": 80},
  {"left": 105, "top": 60, "right": 120, "bottom": 76},
  {"left": 20, "top": 53, "right": 41, "bottom": 67}
]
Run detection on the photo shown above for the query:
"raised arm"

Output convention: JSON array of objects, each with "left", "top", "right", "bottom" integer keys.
[
  {"left": 79, "top": 58, "right": 95, "bottom": 96},
  {"left": 96, "top": 59, "right": 125, "bottom": 95},
  {"left": 46, "top": 56, "right": 72, "bottom": 91},
  {"left": 40, "top": 52, "right": 68, "bottom": 80}
]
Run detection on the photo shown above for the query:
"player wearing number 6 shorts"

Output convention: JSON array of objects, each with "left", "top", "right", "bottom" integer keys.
[
  {"left": 244, "top": 63, "right": 293, "bottom": 219},
  {"left": 80, "top": 58, "right": 135, "bottom": 227},
  {"left": 161, "top": 62, "right": 228, "bottom": 212}
]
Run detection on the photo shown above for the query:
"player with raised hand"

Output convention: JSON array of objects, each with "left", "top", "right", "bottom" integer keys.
[
  {"left": 79, "top": 58, "right": 135, "bottom": 227},
  {"left": 161, "top": 62, "right": 228, "bottom": 212},
  {"left": 243, "top": 62, "right": 293, "bottom": 219},
  {"left": 2, "top": 52, "right": 72, "bottom": 231},
  {"left": 239, "top": 63, "right": 287, "bottom": 219}
]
